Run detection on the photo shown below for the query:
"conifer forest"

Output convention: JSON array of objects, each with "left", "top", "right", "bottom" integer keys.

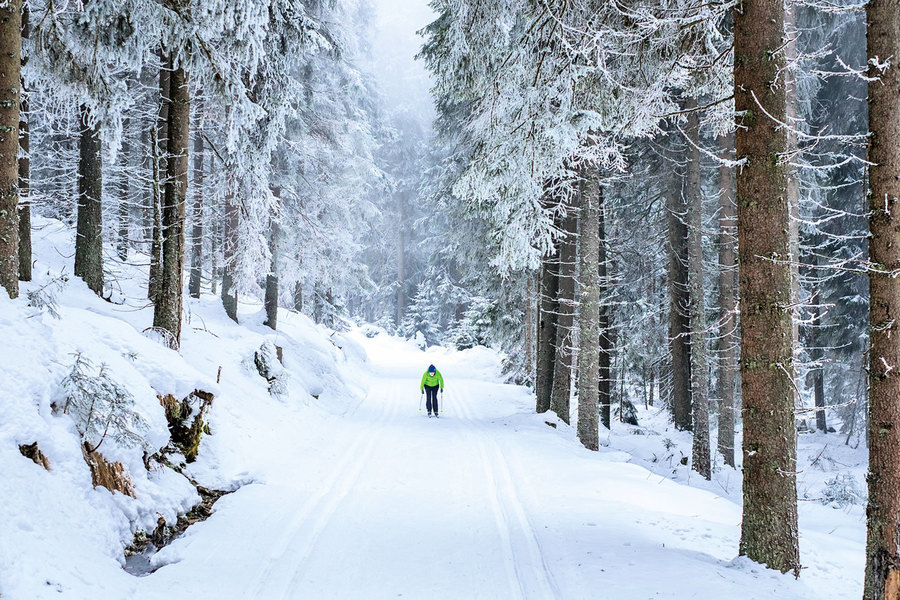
[{"left": 1, "top": 0, "right": 898, "bottom": 598}]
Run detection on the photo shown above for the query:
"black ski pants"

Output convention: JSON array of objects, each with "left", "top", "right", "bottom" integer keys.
[{"left": 424, "top": 385, "right": 440, "bottom": 414}]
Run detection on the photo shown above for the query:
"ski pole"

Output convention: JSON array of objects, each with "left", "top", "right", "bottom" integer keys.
[
  {"left": 440, "top": 390, "right": 444, "bottom": 414},
  {"left": 419, "top": 391, "right": 423, "bottom": 412}
]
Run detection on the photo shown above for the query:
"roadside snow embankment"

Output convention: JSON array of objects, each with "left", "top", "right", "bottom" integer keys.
[{"left": 0, "top": 217, "right": 367, "bottom": 599}]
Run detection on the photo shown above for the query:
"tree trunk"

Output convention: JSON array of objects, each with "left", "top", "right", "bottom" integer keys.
[
  {"left": 549, "top": 193, "right": 578, "bottom": 424},
  {"left": 536, "top": 241, "right": 559, "bottom": 413},
  {"left": 577, "top": 172, "right": 601, "bottom": 450},
  {"left": 188, "top": 117, "right": 203, "bottom": 299},
  {"left": 717, "top": 131, "right": 738, "bottom": 468},
  {"left": 75, "top": 107, "right": 103, "bottom": 296},
  {"left": 0, "top": 0, "right": 22, "bottom": 298},
  {"left": 210, "top": 202, "right": 218, "bottom": 295},
  {"left": 149, "top": 59, "right": 170, "bottom": 303},
  {"left": 599, "top": 198, "right": 612, "bottom": 430},
  {"left": 734, "top": 0, "right": 800, "bottom": 575},
  {"left": 153, "top": 60, "right": 189, "bottom": 345},
  {"left": 864, "top": 0, "right": 900, "bottom": 596},
  {"left": 397, "top": 193, "right": 405, "bottom": 327},
  {"left": 294, "top": 279, "right": 303, "bottom": 313},
  {"left": 809, "top": 288, "right": 827, "bottom": 433},
  {"left": 16, "top": 2, "right": 29, "bottom": 282},
  {"left": 116, "top": 119, "right": 130, "bottom": 262},
  {"left": 667, "top": 140, "right": 692, "bottom": 431},
  {"left": 685, "top": 100, "right": 711, "bottom": 480},
  {"left": 221, "top": 190, "right": 239, "bottom": 322},
  {"left": 264, "top": 187, "right": 281, "bottom": 330},
  {"left": 525, "top": 272, "right": 535, "bottom": 384}
]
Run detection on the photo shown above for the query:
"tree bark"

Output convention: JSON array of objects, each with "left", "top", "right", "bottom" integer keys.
[
  {"left": 549, "top": 193, "right": 578, "bottom": 424},
  {"left": 116, "top": 119, "right": 130, "bottom": 262},
  {"left": 599, "top": 197, "right": 612, "bottom": 430},
  {"left": 149, "top": 58, "right": 169, "bottom": 303},
  {"left": 188, "top": 116, "right": 203, "bottom": 299},
  {"left": 734, "top": 0, "right": 800, "bottom": 575},
  {"left": 685, "top": 100, "right": 711, "bottom": 480},
  {"left": 221, "top": 189, "right": 239, "bottom": 322},
  {"left": 577, "top": 172, "right": 601, "bottom": 450},
  {"left": 667, "top": 138, "right": 692, "bottom": 431},
  {"left": 809, "top": 287, "right": 827, "bottom": 433},
  {"left": 525, "top": 272, "right": 535, "bottom": 384},
  {"left": 75, "top": 107, "right": 103, "bottom": 296},
  {"left": 536, "top": 238, "right": 559, "bottom": 413},
  {"left": 264, "top": 187, "right": 281, "bottom": 330},
  {"left": 397, "top": 192, "right": 405, "bottom": 327},
  {"left": 16, "top": 2, "right": 29, "bottom": 282},
  {"left": 717, "top": 131, "right": 738, "bottom": 468},
  {"left": 153, "top": 59, "right": 189, "bottom": 345},
  {"left": 864, "top": 0, "right": 900, "bottom": 596},
  {"left": 0, "top": 0, "right": 22, "bottom": 298}
]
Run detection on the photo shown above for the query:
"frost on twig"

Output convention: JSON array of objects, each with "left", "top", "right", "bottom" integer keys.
[{"left": 56, "top": 353, "right": 151, "bottom": 453}]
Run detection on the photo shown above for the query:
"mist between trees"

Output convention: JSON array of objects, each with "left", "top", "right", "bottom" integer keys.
[{"left": 0, "top": 0, "right": 897, "bottom": 594}]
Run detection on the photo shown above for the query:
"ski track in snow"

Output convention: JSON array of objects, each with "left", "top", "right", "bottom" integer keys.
[
  {"left": 117, "top": 337, "right": 860, "bottom": 600},
  {"left": 239, "top": 378, "right": 403, "bottom": 599},
  {"left": 451, "top": 387, "right": 560, "bottom": 600}
]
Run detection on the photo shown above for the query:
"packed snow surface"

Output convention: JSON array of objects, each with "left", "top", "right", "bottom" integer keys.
[{"left": 2, "top": 217, "right": 865, "bottom": 599}]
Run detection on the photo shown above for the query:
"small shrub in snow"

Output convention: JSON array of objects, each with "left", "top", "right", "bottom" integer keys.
[
  {"left": 822, "top": 472, "right": 866, "bottom": 508},
  {"left": 57, "top": 353, "right": 151, "bottom": 452},
  {"left": 26, "top": 273, "right": 69, "bottom": 319}
]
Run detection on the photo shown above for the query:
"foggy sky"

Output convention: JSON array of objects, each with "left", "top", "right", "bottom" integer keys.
[{"left": 370, "top": 0, "right": 436, "bottom": 126}]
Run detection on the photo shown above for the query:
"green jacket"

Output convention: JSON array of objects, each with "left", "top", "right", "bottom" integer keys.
[{"left": 420, "top": 369, "right": 444, "bottom": 391}]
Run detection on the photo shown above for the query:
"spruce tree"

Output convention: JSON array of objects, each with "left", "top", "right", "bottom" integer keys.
[
  {"left": 734, "top": 0, "right": 800, "bottom": 575},
  {"left": 864, "top": 0, "right": 900, "bottom": 596}
]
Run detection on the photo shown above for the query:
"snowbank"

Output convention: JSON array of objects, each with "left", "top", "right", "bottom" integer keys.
[{"left": 0, "top": 217, "right": 367, "bottom": 599}]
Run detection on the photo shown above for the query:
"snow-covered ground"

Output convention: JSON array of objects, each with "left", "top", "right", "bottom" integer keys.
[{"left": 1, "top": 217, "right": 865, "bottom": 599}]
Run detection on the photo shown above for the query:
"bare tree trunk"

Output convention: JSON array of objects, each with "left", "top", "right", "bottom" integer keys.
[
  {"left": 221, "top": 189, "right": 238, "bottom": 322},
  {"left": 717, "top": 131, "right": 738, "bottom": 468},
  {"left": 667, "top": 140, "right": 692, "bottom": 430},
  {"left": 210, "top": 201, "right": 218, "bottom": 295},
  {"left": 149, "top": 59, "right": 169, "bottom": 303},
  {"left": 188, "top": 114, "right": 203, "bottom": 299},
  {"left": 264, "top": 187, "right": 281, "bottom": 330},
  {"left": 0, "top": 0, "right": 22, "bottom": 298},
  {"left": 864, "top": 0, "right": 900, "bottom": 596},
  {"left": 525, "top": 272, "right": 535, "bottom": 385},
  {"left": 599, "top": 198, "right": 612, "bottom": 430},
  {"left": 577, "top": 172, "right": 601, "bottom": 450},
  {"left": 536, "top": 242, "right": 559, "bottom": 413},
  {"left": 734, "top": 0, "right": 800, "bottom": 574},
  {"left": 396, "top": 193, "right": 405, "bottom": 327},
  {"left": 550, "top": 194, "right": 578, "bottom": 424},
  {"left": 685, "top": 100, "right": 711, "bottom": 480},
  {"left": 809, "top": 287, "right": 827, "bottom": 433},
  {"left": 16, "top": 2, "right": 29, "bottom": 282},
  {"left": 116, "top": 119, "right": 130, "bottom": 262},
  {"left": 75, "top": 106, "right": 103, "bottom": 296},
  {"left": 153, "top": 59, "right": 189, "bottom": 344}
]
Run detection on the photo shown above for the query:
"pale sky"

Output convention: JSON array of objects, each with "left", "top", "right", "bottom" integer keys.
[{"left": 369, "top": 0, "right": 437, "bottom": 126}]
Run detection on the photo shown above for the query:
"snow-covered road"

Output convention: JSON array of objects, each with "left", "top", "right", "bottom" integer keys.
[{"left": 124, "top": 331, "right": 854, "bottom": 600}]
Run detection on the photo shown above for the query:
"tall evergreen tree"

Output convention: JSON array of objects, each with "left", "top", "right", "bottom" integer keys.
[
  {"left": 74, "top": 107, "right": 103, "bottom": 295},
  {"left": 0, "top": 0, "right": 22, "bottom": 299},
  {"left": 864, "top": 0, "right": 900, "bottom": 596},
  {"left": 734, "top": 0, "right": 800, "bottom": 575}
]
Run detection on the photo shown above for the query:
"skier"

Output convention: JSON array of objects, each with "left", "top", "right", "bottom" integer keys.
[{"left": 420, "top": 364, "right": 444, "bottom": 417}]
